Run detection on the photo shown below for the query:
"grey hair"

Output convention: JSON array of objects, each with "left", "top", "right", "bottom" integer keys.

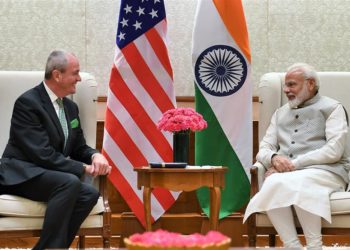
[
  {"left": 287, "top": 63, "right": 320, "bottom": 90},
  {"left": 44, "top": 50, "right": 73, "bottom": 80}
]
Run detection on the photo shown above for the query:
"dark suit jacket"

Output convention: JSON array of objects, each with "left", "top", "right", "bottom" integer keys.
[{"left": 0, "top": 82, "right": 97, "bottom": 185}]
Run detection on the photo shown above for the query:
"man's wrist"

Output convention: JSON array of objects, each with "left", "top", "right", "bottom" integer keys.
[
  {"left": 91, "top": 152, "right": 100, "bottom": 161},
  {"left": 271, "top": 153, "right": 277, "bottom": 164}
]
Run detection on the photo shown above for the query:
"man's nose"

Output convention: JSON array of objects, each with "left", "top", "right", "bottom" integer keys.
[{"left": 283, "top": 85, "right": 289, "bottom": 93}]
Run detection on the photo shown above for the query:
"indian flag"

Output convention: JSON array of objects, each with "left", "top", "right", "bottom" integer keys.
[{"left": 192, "top": 0, "right": 252, "bottom": 218}]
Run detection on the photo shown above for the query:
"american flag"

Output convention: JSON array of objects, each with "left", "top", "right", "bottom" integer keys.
[{"left": 102, "top": 0, "right": 179, "bottom": 226}]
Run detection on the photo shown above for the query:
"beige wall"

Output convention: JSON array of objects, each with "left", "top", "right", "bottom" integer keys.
[{"left": 1, "top": 0, "right": 349, "bottom": 96}]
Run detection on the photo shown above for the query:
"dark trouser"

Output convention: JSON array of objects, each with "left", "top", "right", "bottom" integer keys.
[{"left": 0, "top": 170, "right": 99, "bottom": 250}]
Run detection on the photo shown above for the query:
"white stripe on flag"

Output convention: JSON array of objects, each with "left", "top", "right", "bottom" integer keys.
[
  {"left": 107, "top": 90, "right": 167, "bottom": 162},
  {"left": 103, "top": 129, "right": 165, "bottom": 219},
  {"left": 114, "top": 46, "right": 171, "bottom": 128},
  {"left": 104, "top": 0, "right": 178, "bottom": 226},
  {"left": 206, "top": 78, "right": 252, "bottom": 172},
  {"left": 154, "top": 20, "right": 168, "bottom": 44},
  {"left": 134, "top": 35, "right": 174, "bottom": 101},
  {"left": 113, "top": 50, "right": 158, "bottom": 114}
]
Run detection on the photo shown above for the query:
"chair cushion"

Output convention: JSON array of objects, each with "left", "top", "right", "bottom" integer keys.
[
  {"left": 255, "top": 191, "right": 350, "bottom": 228},
  {"left": 256, "top": 212, "right": 350, "bottom": 228},
  {"left": 330, "top": 191, "right": 350, "bottom": 214},
  {"left": 0, "top": 71, "right": 97, "bottom": 153},
  {"left": 0, "top": 215, "right": 103, "bottom": 231},
  {"left": 0, "top": 194, "right": 105, "bottom": 217}
]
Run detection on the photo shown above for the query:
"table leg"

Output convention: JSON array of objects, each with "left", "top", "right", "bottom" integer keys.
[
  {"left": 143, "top": 187, "right": 152, "bottom": 231},
  {"left": 209, "top": 187, "right": 221, "bottom": 230}
]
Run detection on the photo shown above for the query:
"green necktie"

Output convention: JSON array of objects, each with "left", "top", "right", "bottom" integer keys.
[{"left": 56, "top": 98, "right": 68, "bottom": 147}]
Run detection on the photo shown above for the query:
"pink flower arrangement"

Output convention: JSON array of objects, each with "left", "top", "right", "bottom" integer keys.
[
  {"left": 126, "top": 229, "right": 230, "bottom": 248},
  {"left": 157, "top": 108, "right": 207, "bottom": 133}
]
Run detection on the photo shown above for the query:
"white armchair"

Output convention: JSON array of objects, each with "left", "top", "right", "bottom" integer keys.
[
  {"left": 0, "top": 71, "right": 111, "bottom": 248},
  {"left": 247, "top": 72, "right": 350, "bottom": 246}
]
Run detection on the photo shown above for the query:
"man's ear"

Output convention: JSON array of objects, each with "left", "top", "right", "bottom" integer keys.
[
  {"left": 52, "top": 69, "right": 61, "bottom": 82},
  {"left": 307, "top": 78, "right": 316, "bottom": 92}
]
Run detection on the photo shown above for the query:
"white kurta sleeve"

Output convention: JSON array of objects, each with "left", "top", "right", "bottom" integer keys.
[
  {"left": 292, "top": 104, "right": 348, "bottom": 168},
  {"left": 256, "top": 111, "right": 279, "bottom": 168}
]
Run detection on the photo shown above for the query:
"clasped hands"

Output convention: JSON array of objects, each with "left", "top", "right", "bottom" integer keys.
[
  {"left": 265, "top": 154, "right": 295, "bottom": 177},
  {"left": 84, "top": 153, "right": 112, "bottom": 177}
]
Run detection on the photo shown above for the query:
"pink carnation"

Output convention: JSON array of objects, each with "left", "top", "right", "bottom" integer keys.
[
  {"left": 127, "top": 229, "right": 230, "bottom": 248},
  {"left": 157, "top": 108, "right": 208, "bottom": 133}
]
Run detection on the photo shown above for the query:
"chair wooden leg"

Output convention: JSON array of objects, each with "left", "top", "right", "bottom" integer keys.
[
  {"left": 248, "top": 234, "right": 257, "bottom": 247},
  {"left": 269, "top": 234, "right": 276, "bottom": 247},
  {"left": 79, "top": 235, "right": 85, "bottom": 249},
  {"left": 247, "top": 213, "right": 257, "bottom": 247},
  {"left": 102, "top": 215, "right": 111, "bottom": 248},
  {"left": 103, "top": 236, "right": 110, "bottom": 248}
]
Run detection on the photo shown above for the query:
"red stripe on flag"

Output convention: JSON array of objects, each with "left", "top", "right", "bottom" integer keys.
[
  {"left": 122, "top": 41, "right": 174, "bottom": 113},
  {"left": 103, "top": 151, "right": 149, "bottom": 226},
  {"left": 104, "top": 105, "right": 176, "bottom": 208},
  {"left": 104, "top": 108, "right": 146, "bottom": 167},
  {"left": 145, "top": 28, "right": 173, "bottom": 79},
  {"left": 103, "top": 0, "right": 179, "bottom": 227},
  {"left": 109, "top": 66, "right": 173, "bottom": 162}
]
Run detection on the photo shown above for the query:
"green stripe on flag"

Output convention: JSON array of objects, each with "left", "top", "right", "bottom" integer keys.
[{"left": 195, "top": 85, "right": 250, "bottom": 218}]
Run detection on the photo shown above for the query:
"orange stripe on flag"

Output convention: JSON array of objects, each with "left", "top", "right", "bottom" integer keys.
[{"left": 213, "top": 0, "right": 251, "bottom": 62}]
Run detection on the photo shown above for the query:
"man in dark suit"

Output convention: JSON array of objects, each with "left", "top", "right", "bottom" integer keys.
[{"left": 0, "top": 50, "right": 111, "bottom": 250}]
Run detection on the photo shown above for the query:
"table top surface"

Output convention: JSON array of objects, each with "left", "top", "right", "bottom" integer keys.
[{"left": 134, "top": 166, "right": 228, "bottom": 173}]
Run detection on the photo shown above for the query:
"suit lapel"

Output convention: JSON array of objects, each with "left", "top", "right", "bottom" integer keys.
[{"left": 37, "top": 83, "right": 66, "bottom": 151}]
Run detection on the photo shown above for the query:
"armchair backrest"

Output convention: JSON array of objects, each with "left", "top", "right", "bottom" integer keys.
[
  {"left": 258, "top": 72, "right": 350, "bottom": 142},
  {"left": 0, "top": 71, "right": 97, "bottom": 153}
]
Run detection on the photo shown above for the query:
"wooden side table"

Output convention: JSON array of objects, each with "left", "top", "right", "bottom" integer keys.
[{"left": 134, "top": 167, "right": 227, "bottom": 231}]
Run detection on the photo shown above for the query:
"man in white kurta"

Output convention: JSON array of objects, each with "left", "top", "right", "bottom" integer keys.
[{"left": 244, "top": 63, "right": 350, "bottom": 250}]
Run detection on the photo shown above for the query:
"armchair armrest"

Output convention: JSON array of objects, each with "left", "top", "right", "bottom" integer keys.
[
  {"left": 250, "top": 166, "right": 258, "bottom": 197},
  {"left": 98, "top": 175, "right": 112, "bottom": 246},
  {"left": 99, "top": 175, "right": 111, "bottom": 212},
  {"left": 250, "top": 162, "right": 267, "bottom": 197}
]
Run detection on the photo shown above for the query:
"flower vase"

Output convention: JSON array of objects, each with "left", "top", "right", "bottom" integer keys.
[{"left": 173, "top": 131, "right": 189, "bottom": 163}]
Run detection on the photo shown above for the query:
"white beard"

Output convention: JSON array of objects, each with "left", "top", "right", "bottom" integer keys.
[
  {"left": 288, "top": 84, "right": 311, "bottom": 109},
  {"left": 288, "top": 99, "right": 301, "bottom": 109}
]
